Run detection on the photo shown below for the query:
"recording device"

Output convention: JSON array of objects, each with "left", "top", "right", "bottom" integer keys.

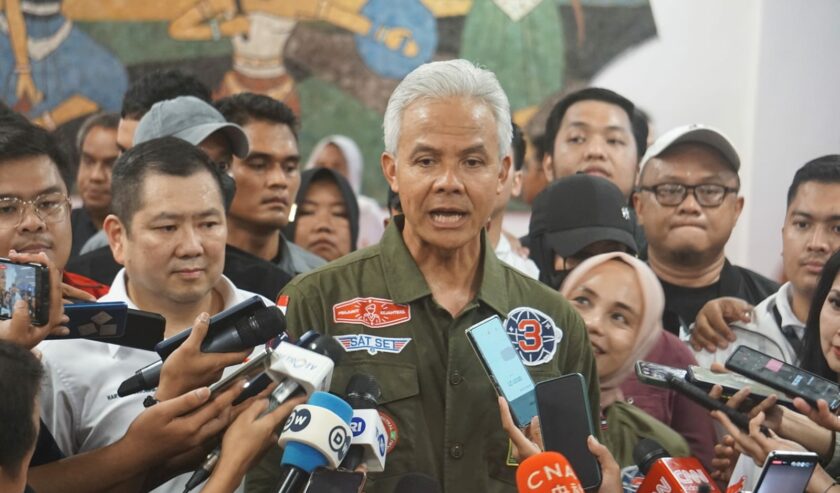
[
  {"left": 664, "top": 372, "right": 768, "bottom": 435},
  {"left": 686, "top": 365, "right": 795, "bottom": 409},
  {"left": 725, "top": 345, "right": 840, "bottom": 412},
  {"left": 207, "top": 347, "right": 273, "bottom": 396},
  {"left": 516, "top": 451, "right": 584, "bottom": 493},
  {"left": 634, "top": 439, "right": 720, "bottom": 493},
  {"left": 154, "top": 295, "right": 267, "bottom": 358},
  {"left": 752, "top": 451, "right": 818, "bottom": 493},
  {"left": 535, "top": 374, "right": 601, "bottom": 490},
  {"left": 46, "top": 304, "right": 167, "bottom": 351},
  {"left": 184, "top": 333, "right": 342, "bottom": 492},
  {"left": 341, "top": 374, "right": 387, "bottom": 473},
  {"left": 116, "top": 304, "right": 285, "bottom": 397},
  {"left": 391, "top": 473, "right": 442, "bottom": 493},
  {"left": 466, "top": 315, "right": 538, "bottom": 428},
  {"left": 635, "top": 360, "right": 687, "bottom": 388},
  {"left": 276, "top": 391, "right": 353, "bottom": 493},
  {"left": 302, "top": 467, "right": 366, "bottom": 493},
  {"left": 0, "top": 258, "right": 49, "bottom": 326}
]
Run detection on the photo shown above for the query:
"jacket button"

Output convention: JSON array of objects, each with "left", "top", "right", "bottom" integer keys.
[
  {"left": 449, "top": 443, "right": 464, "bottom": 459},
  {"left": 449, "top": 371, "right": 463, "bottom": 385}
]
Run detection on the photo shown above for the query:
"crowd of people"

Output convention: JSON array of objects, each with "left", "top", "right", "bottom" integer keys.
[{"left": 0, "top": 57, "right": 839, "bottom": 493}]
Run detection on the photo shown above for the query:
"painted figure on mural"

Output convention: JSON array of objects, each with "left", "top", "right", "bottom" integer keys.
[
  {"left": 167, "top": 0, "right": 461, "bottom": 112},
  {"left": 0, "top": 0, "right": 128, "bottom": 128}
]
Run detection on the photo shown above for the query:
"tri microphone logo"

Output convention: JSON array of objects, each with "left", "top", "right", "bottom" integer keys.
[{"left": 78, "top": 311, "right": 119, "bottom": 337}]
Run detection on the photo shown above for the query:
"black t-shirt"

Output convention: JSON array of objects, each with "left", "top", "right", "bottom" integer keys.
[{"left": 658, "top": 259, "right": 780, "bottom": 335}]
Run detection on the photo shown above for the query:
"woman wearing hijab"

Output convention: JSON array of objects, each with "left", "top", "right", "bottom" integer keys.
[
  {"left": 287, "top": 168, "right": 359, "bottom": 262},
  {"left": 306, "top": 135, "right": 387, "bottom": 248},
  {"left": 560, "top": 252, "right": 689, "bottom": 466}
]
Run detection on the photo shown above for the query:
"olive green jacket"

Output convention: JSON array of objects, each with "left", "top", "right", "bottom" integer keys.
[{"left": 246, "top": 219, "right": 599, "bottom": 493}]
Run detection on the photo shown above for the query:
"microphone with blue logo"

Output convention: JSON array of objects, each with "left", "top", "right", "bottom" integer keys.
[
  {"left": 340, "top": 374, "right": 387, "bottom": 472},
  {"left": 276, "top": 391, "right": 354, "bottom": 493}
]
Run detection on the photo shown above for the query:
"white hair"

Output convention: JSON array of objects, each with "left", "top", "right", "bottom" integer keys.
[{"left": 383, "top": 59, "right": 512, "bottom": 158}]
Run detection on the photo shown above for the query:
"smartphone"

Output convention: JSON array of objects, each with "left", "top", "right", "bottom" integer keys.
[
  {"left": 302, "top": 467, "right": 365, "bottom": 493},
  {"left": 466, "top": 315, "right": 538, "bottom": 428},
  {"left": 61, "top": 301, "right": 127, "bottom": 338},
  {"left": 664, "top": 373, "right": 764, "bottom": 434},
  {"left": 155, "top": 295, "right": 264, "bottom": 359},
  {"left": 686, "top": 365, "right": 795, "bottom": 409},
  {"left": 635, "top": 360, "right": 687, "bottom": 388},
  {"left": 0, "top": 258, "right": 49, "bottom": 326},
  {"left": 536, "top": 374, "right": 601, "bottom": 491},
  {"left": 123, "top": 309, "right": 166, "bottom": 351},
  {"left": 209, "top": 348, "right": 272, "bottom": 396},
  {"left": 752, "top": 451, "right": 818, "bottom": 493},
  {"left": 725, "top": 345, "right": 840, "bottom": 412}
]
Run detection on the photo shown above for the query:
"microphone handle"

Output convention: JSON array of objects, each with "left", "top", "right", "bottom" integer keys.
[
  {"left": 201, "top": 329, "right": 244, "bottom": 353},
  {"left": 276, "top": 465, "right": 309, "bottom": 493}
]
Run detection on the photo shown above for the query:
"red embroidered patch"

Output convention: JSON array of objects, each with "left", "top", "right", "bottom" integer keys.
[
  {"left": 332, "top": 297, "right": 411, "bottom": 328},
  {"left": 378, "top": 410, "right": 399, "bottom": 454}
]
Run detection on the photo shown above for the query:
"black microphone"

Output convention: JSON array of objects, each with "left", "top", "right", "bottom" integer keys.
[
  {"left": 392, "top": 473, "right": 442, "bottom": 493},
  {"left": 117, "top": 305, "right": 285, "bottom": 397},
  {"left": 340, "top": 374, "right": 382, "bottom": 471}
]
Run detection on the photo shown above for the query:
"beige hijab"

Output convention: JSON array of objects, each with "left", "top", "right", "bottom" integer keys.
[{"left": 560, "top": 252, "right": 665, "bottom": 407}]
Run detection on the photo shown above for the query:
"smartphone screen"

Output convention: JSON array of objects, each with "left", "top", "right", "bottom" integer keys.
[
  {"left": 536, "top": 374, "right": 601, "bottom": 490},
  {"left": 687, "top": 365, "right": 795, "bottom": 408},
  {"left": 303, "top": 467, "right": 365, "bottom": 493},
  {"left": 753, "top": 452, "right": 817, "bottom": 493},
  {"left": 726, "top": 345, "right": 840, "bottom": 411},
  {"left": 0, "top": 259, "right": 48, "bottom": 325},
  {"left": 466, "top": 316, "right": 537, "bottom": 428}
]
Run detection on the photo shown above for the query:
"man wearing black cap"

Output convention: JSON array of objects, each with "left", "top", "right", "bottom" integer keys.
[
  {"left": 634, "top": 124, "right": 777, "bottom": 335},
  {"left": 529, "top": 174, "right": 637, "bottom": 289}
]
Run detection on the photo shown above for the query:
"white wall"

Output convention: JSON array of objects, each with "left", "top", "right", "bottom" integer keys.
[{"left": 589, "top": 0, "right": 840, "bottom": 279}]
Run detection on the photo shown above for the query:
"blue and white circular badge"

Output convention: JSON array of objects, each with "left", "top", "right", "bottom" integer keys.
[{"left": 504, "top": 307, "right": 563, "bottom": 366}]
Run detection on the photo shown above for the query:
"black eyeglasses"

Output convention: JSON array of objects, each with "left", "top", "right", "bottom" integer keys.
[{"left": 638, "top": 183, "right": 739, "bottom": 207}]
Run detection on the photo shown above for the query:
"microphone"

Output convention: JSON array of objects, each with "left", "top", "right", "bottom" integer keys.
[
  {"left": 516, "top": 451, "right": 585, "bottom": 493},
  {"left": 392, "top": 473, "right": 442, "bottom": 493},
  {"left": 184, "top": 333, "right": 342, "bottom": 492},
  {"left": 117, "top": 305, "right": 285, "bottom": 397},
  {"left": 340, "top": 374, "right": 387, "bottom": 472},
  {"left": 276, "top": 391, "right": 353, "bottom": 493},
  {"left": 634, "top": 439, "right": 721, "bottom": 493}
]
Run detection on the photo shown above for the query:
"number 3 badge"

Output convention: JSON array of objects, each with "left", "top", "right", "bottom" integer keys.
[{"left": 504, "top": 307, "right": 563, "bottom": 366}]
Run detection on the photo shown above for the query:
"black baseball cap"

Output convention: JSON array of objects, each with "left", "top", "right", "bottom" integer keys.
[{"left": 530, "top": 174, "right": 638, "bottom": 257}]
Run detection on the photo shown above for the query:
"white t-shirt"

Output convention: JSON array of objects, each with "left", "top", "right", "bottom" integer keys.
[
  {"left": 495, "top": 234, "right": 540, "bottom": 280},
  {"left": 38, "top": 269, "right": 268, "bottom": 493}
]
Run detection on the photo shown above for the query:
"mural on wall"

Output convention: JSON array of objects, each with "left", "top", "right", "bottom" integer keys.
[{"left": 0, "top": 0, "right": 655, "bottom": 202}]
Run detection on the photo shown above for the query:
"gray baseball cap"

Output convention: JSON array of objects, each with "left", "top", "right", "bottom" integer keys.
[
  {"left": 640, "top": 123, "right": 740, "bottom": 173},
  {"left": 133, "top": 96, "right": 249, "bottom": 158}
]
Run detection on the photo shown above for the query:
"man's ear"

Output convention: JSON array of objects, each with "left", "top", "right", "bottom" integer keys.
[
  {"left": 511, "top": 170, "right": 523, "bottom": 198},
  {"left": 381, "top": 152, "right": 398, "bottom": 194},
  {"left": 632, "top": 192, "right": 645, "bottom": 226},
  {"left": 497, "top": 155, "right": 511, "bottom": 194},
  {"left": 542, "top": 154, "right": 555, "bottom": 182},
  {"left": 103, "top": 215, "right": 127, "bottom": 266}
]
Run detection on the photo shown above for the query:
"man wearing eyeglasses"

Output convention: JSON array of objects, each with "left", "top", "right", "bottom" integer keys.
[{"left": 633, "top": 124, "right": 778, "bottom": 335}]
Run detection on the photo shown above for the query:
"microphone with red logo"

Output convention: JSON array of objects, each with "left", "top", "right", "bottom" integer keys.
[
  {"left": 516, "top": 451, "right": 585, "bottom": 493},
  {"left": 634, "top": 439, "right": 721, "bottom": 493}
]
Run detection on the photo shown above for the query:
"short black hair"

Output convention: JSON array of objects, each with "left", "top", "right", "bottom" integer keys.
[
  {"left": 0, "top": 112, "right": 69, "bottom": 179},
  {"left": 511, "top": 122, "right": 526, "bottom": 172},
  {"left": 787, "top": 155, "right": 840, "bottom": 207},
  {"left": 215, "top": 93, "right": 298, "bottom": 139},
  {"left": 76, "top": 112, "right": 120, "bottom": 154},
  {"left": 111, "top": 136, "right": 225, "bottom": 231},
  {"left": 531, "top": 134, "right": 547, "bottom": 162},
  {"left": 0, "top": 340, "right": 44, "bottom": 473},
  {"left": 543, "top": 87, "right": 645, "bottom": 161},
  {"left": 121, "top": 69, "right": 211, "bottom": 120}
]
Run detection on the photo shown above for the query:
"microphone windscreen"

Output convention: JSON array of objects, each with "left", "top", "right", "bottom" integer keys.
[
  {"left": 345, "top": 373, "right": 381, "bottom": 409},
  {"left": 516, "top": 451, "right": 584, "bottom": 493},
  {"left": 243, "top": 306, "right": 286, "bottom": 344},
  {"left": 281, "top": 391, "right": 353, "bottom": 472},
  {"left": 392, "top": 473, "right": 442, "bottom": 493},
  {"left": 306, "top": 335, "right": 344, "bottom": 364},
  {"left": 632, "top": 438, "right": 669, "bottom": 475}
]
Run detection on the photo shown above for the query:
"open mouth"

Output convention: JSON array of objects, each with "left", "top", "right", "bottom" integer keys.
[{"left": 429, "top": 209, "right": 467, "bottom": 225}]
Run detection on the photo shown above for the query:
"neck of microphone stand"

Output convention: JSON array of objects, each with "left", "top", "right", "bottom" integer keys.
[{"left": 276, "top": 464, "right": 308, "bottom": 493}]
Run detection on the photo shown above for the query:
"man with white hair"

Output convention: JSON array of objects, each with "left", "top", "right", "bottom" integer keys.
[{"left": 246, "top": 59, "right": 597, "bottom": 492}]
